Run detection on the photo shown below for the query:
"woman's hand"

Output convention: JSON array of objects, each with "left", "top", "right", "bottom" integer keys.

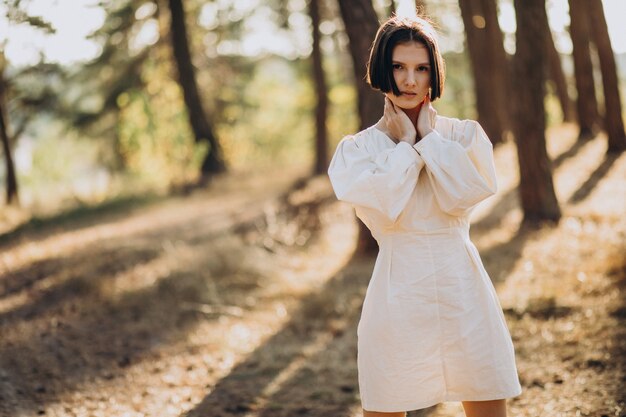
[
  {"left": 383, "top": 97, "right": 416, "bottom": 145},
  {"left": 417, "top": 96, "right": 437, "bottom": 139}
]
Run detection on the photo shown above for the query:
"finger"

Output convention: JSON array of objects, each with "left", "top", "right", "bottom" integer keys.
[
  {"left": 388, "top": 99, "right": 397, "bottom": 114},
  {"left": 384, "top": 97, "right": 392, "bottom": 116},
  {"left": 385, "top": 97, "right": 393, "bottom": 113}
]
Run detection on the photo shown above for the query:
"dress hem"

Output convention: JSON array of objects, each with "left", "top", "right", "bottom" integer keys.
[{"left": 361, "top": 386, "right": 523, "bottom": 413}]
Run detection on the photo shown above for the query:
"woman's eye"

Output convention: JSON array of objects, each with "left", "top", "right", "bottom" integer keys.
[
  {"left": 418, "top": 66, "right": 428, "bottom": 71},
  {"left": 392, "top": 64, "right": 402, "bottom": 70}
]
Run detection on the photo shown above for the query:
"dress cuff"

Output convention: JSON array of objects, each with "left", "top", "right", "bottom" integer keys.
[
  {"left": 395, "top": 140, "right": 425, "bottom": 170},
  {"left": 413, "top": 129, "right": 441, "bottom": 155}
]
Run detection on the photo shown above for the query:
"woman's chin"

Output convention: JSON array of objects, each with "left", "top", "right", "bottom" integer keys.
[
  {"left": 395, "top": 99, "right": 422, "bottom": 110},
  {"left": 386, "top": 93, "right": 425, "bottom": 109}
]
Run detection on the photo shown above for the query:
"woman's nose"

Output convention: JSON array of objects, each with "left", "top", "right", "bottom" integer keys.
[{"left": 405, "top": 71, "right": 416, "bottom": 86}]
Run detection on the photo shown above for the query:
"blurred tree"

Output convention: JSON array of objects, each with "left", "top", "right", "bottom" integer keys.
[
  {"left": 69, "top": 0, "right": 227, "bottom": 183},
  {"left": 0, "top": 1, "right": 57, "bottom": 206},
  {"left": 337, "top": 0, "right": 383, "bottom": 253},
  {"left": 458, "top": 0, "right": 510, "bottom": 144},
  {"left": 70, "top": 1, "right": 154, "bottom": 157},
  {"left": 511, "top": 0, "right": 561, "bottom": 223},
  {"left": 167, "top": 0, "right": 225, "bottom": 177},
  {"left": 587, "top": 0, "right": 626, "bottom": 153},
  {"left": 544, "top": 21, "right": 574, "bottom": 123},
  {"left": 308, "top": 0, "right": 329, "bottom": 175},
  {"left": 0, "top": 63, "right": 17, "bottom": 206},
  {"left": 568, "top": 0, "right": 600, "bottom": 140},
  {"left": 337, "top": 0, "right": 383, "bottom": 132}
]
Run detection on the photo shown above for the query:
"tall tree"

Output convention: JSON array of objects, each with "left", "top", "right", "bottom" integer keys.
[
  {"left": 568, "top": 0, "right": 600, "bottom": 140},
  {"left": 0, "top": 4, "right": 57, "bottom": 207},
  {"left": 587, "top": 0, "right": 626, "bottom": 153},
  {"left": 0, "top": 76, "right": 18, "bottom": 206},
  {"left": 309, "top": 0, "right": 329, "bottom": 175},
  {"left": 543, "top": 16, "right": 574, "bottom": 122},
  {"left": 167, "top": 0, "right": 225, "bottom": 178},
  {"left": 458, "top": 0, "right": 510, "bottom": 144},
  {"left": 337, "top": 0, "right": 383, "bottom": 132},
  {"left": 337, "top": 0, "right": 384, "bottom": 253},
  {"left": 511, "top": 0, "right": 561, "bottom": 223},
  {"left": 481, "top": 0, "right": 513, "bottom": 139}
]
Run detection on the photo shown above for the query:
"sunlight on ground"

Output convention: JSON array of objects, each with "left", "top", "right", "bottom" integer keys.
[{"left": 1, "top": 125, "right": 625, "bottom": 416}]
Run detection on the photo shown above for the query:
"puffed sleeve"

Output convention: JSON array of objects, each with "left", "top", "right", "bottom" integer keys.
[
  {"left": 327, "top": 135, "right": 425, "bottom": 223},
  {"left": 414, "top": 120, "right": 497, "bottom": 217}
]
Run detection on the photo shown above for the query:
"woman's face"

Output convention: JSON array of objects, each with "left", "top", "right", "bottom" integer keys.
[{"left": 385, "top": 41, "right": 431, "bottom": 109}]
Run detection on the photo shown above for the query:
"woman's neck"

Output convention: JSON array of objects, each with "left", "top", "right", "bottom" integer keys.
[{"left": 401, "top": 103, "right": 422, "bottom": 127}]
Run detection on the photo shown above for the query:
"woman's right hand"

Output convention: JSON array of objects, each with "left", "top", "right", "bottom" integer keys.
[{"left": 383, "top": 97, "right": 417, "bottom": 145}]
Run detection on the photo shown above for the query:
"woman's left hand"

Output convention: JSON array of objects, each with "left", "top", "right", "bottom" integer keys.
[{"left": 417, "top": 96, "right": 437, "bottom": 139}]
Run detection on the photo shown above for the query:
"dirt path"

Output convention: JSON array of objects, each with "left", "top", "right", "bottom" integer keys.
[{"left": 1, "top": 126, "right": 625, "bottom": 417}]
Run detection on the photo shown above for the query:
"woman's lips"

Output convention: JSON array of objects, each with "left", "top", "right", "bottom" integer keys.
[{"left": 401, "top": 92, "right": 417, "bottom": 96}]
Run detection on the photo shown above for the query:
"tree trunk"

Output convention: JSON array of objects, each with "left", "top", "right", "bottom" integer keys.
[
  {"left": 337, "top": 0, "right": 383, "bottom": 254},
  {"left": 309, "top": 0, "right": 329, "bottom": 175},
  {"left": 0, "top": 101, "right": 18, "bottom": 207},
  {"left": 481, "top": 0, "right": 512, "bottom": 140},
  {"left": 544, "top": 20, "right": 574, "bottom": 122},
  {"left": 167, "top": 0, "right": 225, "bottom": 177},
  {"left": 511, "top": 0, "right": 561, "bottom": 224},
  {"left": 337, "top": 0, "right": 384, "bottom": 132},
  {"left": 568, "top": 0, "right": 600, "bottom": 140},
  {"left": 0, "top": 64, "right": 19, "bottom": 206},
  {"left": 587, "top": 0, "right": 626, "bottom": 153},
  {"left": 458, "top": 0, "right": 509, "bottom": 144}
]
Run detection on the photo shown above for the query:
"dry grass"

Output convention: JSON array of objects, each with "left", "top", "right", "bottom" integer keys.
[{"left": 0, "top": 123, "right": 625, "bottom": 417}]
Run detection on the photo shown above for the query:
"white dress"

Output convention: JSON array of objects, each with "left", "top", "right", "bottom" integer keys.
[{"left": 327, "top": 115, "right": 523, "bottom": 412}]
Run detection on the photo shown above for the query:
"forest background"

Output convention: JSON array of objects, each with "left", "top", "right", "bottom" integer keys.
[{"left": 1, "top": 0, "right": 624, "bottom": 219}]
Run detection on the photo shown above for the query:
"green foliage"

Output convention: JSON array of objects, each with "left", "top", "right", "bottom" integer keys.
[
  {"left": 323, "top": 46, "right": 359, "bottom": 147},
  {"left": 15, "top": 117, "right": 111, "bottom": 214},
  {"left": 116, "top": 55, "right": 207, "bottom": 191},
  {"left": 327, "top": 82, "right": 358, "bottom": 142},
  {"left": 217, "top": 56, "right": 314, "bottom": 171}
]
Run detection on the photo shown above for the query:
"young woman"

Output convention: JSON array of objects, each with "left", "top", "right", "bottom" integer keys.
[{"left": 327, "top": 15, "right": 523, "bottom": 417}]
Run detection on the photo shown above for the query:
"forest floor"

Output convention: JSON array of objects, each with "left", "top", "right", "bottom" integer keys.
[{"left": 0, "top": 122, "right": 625, "bottom": 417}]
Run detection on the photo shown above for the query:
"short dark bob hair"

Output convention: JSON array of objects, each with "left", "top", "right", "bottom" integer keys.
[{"left": 367, "top": 15, "right": 445, "bottom": 101}]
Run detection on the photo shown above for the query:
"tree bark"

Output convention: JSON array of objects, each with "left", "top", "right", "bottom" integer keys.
[
  {"left": 458, "top": 0, "right": 510, "bottom": 144},
  {"left": 587, "top": 0, "right": 626, "bottom": 153},
  {"left": 337, "top": 0, "right": 383, "bottom": 253},
  {"left": 511, "top": 0, "right": 561, "bottom": 224},
  {"left": 309, "top": 0, "right": 329, "bottom": 175},
  {"left": 167, "top": 0, "right": 225, "bottom": 177},
  {"left": 568, "top": 0, "right": 600, "bottom": 140}
]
